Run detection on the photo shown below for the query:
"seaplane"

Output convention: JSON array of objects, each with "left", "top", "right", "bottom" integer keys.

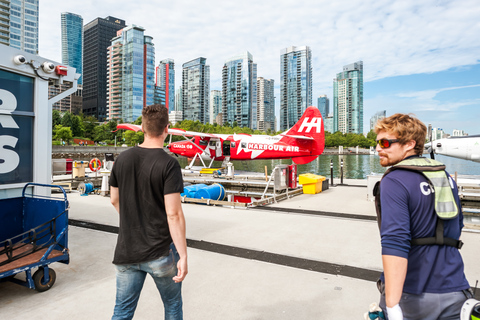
[
  {"left": 117, "top": 106, "right": 325, "bottom": 168},
  {"left": 426, "top": 135, "right": 480, "bottom": 163}
]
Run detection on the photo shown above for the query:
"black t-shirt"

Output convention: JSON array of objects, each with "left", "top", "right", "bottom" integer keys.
[{"left": 109, "top": 146, "right": 184, "bottom": 265}]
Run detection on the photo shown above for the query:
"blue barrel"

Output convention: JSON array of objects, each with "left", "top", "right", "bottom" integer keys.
[
  {"left": 194, "top": 183, "right": 225, "bottom": 201},
  {"left": 181, "top": 184, "right": 208, "bottom": 198}
]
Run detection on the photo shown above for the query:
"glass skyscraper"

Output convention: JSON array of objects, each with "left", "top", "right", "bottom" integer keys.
[
  {"left": 333, "top": 61, "right": 363, "bottom": 134},
  {"left": 61, "top": 12, "right": 83, "bottom": 84},
  {"left": 257, "top": 77, "right": 275, "bottom": 132},
  {"left": 83, "top": 16, "right": 126, "bottom": 122},
  {"left": 280, "top": 46, "right": 312, "bottom": 131},
  {"left": 106, "top": 25, "right": 155, "bottom": 122},
  {"left": 221, "top": 52, "right": 257, "bottom": 129},
  {"left": 209, "top": 90, "right": 222, "bottom": 124},
  {"left": 370, "top": 110, "right": 386, "bottom": 131},
  {"left": 156, "top": 59, "right": 175, "bottom": 112},
  {"left": 182, "top": 57, "right": 210, "bottom": 124},
  {"left": 317, "top": 95, "right": 329, "bottom": 119},
  {"left": 5, "top": 0, "right": 39, "bottom": 54}
]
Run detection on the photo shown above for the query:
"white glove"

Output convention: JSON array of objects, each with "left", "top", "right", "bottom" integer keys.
[{"left": 387, "top": 304, "right": 403, "bottom": 320}]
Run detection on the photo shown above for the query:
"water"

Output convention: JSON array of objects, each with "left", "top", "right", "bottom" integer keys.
[{"left": 176, "top": 154, "right": 480, "bottom": 179}]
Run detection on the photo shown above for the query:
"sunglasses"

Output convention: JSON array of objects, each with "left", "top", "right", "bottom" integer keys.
[{"left": 375, "top": 138, "right": 399, "bottom": 149}]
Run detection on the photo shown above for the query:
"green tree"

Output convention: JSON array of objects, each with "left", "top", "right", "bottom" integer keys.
[
  {"left": 61, "top": 111, "right": 73, "bottom": 128},
  {"left": 71, "top": 115, "right": 85, "bottom": 137},
  {"left": 54, "top": 125, "right": 73, "bottom": 143},
  {"left": 52, "top": 110, "right": 61, "bottom": 129},
  {"left": 134, "top": 116, "right": 142, "bottom": 125}
]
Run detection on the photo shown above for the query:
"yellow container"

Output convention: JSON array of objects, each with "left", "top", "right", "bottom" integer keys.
[
  {"left": 302, "top": 181, "right": 323, "bottom": 194},
  {"left": 299, "top": 174, "right": 325, "bottom": 185},
  {"left": 299, "top": 174, "right": 326, "bottom": 194}
]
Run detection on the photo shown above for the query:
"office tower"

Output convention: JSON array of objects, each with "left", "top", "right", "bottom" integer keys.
[
  {"left": 83, "top": 16, "right": 126, "bottom": 122},
  {"left": 280, "top": 46, "right": 312, "bottom": 131},
  {"left": 333, "top": 61, "right": 364, "bottom": 134},
  {"left": 317, "top": 95, "right": 329, "bottom": 119},
  {"left": 175, "top": 86, "right": 183, "bottom": 112},
  {"left": 257, "top": 77, "right": 275, "bottom": 132},
  {"left": 0, "top": 0, "right": 8, "bottom": 46},
  {"left": 61, "top": 12, "right": 83, "bottom": 84},
  {"left": 106, "top": 25, "right": 155, "bottom": 123},
  {"left": 169, "top": 111, "right": 183, "bottom": 125},
  {"left": 221, "top": 52, "right": 257, "bottom": 129},
  {"left": 324, "top": 115, "right": 334, "bottom": 133},
  {"left": 210, "top": 90, "right": 222, "bottom": 124},
  {"left": 156, "top": 59, "right": 175, "bottom": 112},
  {"left": 3, "top": 0, "right": 38, "bottom": 54},
  {"left": 182, "top": 57, "right": 210, "bottom": 124},
  {"left": 154, "top": 86, "right": 165, "bottom": 106},
  {"left": 431, "top": 127, "right": 445, "bottom": 140},
  {"left": 370, "top": 110, "right": 386, "bottom": 131}
]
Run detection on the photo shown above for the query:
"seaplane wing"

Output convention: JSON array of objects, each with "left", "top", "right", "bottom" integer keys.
[
  {"left": 117, "top": 123, "right": 142, "bottom": 132},
  {"left": 168, "top": 128, "right": 220, "bottom": 138},
  {"left": 428, "top": 134, "right": 480, "bottom": 163}
]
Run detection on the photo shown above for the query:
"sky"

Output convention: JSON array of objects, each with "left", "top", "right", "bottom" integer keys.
[{"left": 38, "top": 0, "right": 480, "bottom": 134}]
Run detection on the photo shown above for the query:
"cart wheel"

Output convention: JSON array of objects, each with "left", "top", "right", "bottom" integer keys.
[{"left": 33, "top": 268, "right": 56, "bottom": 292}]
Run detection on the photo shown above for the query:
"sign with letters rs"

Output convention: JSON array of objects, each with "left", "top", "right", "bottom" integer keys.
[{"left": 0, "top": 69, "right": 34, "bottom": 185}]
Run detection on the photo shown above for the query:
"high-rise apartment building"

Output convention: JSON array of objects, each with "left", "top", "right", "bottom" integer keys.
[
  {"left": 257, "top": 77, "right": 275, "bottom": 132},
  {"left": 210, "top": 90, "right": 222, "bottom": 124},
  {"left": 2, "top": 0, "right": 39, "bottom": 54},
  {"left": 106, "top": 25, "right": 155, "bottom": 123},
  {"left": 156, "top": 59, "right": 175, "bottom": 112},
  {"left": 317, "top": 95, "right": 329, "bottom": 119},
  {"left": 370, "top": 110, "right": 386, "bottom": 131},
  {"left": 182, "top": 57, "right": 210, "bottom": 124},
  {"left": 333, "top": 61, "right": 364, "bottom": 134},
  {"left": 221, "top": 52, "right": 257, "bottom": 129},
  {"left": 83, "top": 16, "right": 126, "bottom": 122},
  {"left": 280, "top": 46, "right": 312, "bottom": 131},
  {"left": 61, "top": 12, "right": 83, "bottom": 84},
  {"left": 175, "top": 86, "right": 183, "bottom": 112},
  {"left": 49, "top": 84, "right": 83, "bottom": 114},
  {"left": 154, "top": 86, "right": 165, "bottom": 106},
  {"left": 0, "top": 0, "right": 8, "bottom": 47}
]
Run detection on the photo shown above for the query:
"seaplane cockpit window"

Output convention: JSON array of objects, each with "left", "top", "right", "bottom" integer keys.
[
  {"left": 241, "top": 142, "right": 247, "bottom": 148},
  {"left": 199, "top": 140, "right": 208, "bottom": 146},
  {"left": 231, "top": 142, "right": 236, "bottom": 148},
  {"left": 209, "top": 141, "right": 216, "bottom": 146}
]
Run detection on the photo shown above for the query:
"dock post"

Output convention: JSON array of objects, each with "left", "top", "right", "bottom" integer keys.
[
  {"left": 340, "top": 159, "right": 344, "bottom": 185},
  {"left": 330, "top": 160, "right": 334, "bottom": 186}
]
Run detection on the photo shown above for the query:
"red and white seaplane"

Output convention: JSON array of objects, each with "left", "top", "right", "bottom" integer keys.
[{"left": 117, "top": 106, "right": 325, "bottom": 168}]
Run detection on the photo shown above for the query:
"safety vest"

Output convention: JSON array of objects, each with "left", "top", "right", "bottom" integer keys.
[{"left": 374, "top": 157, "right": 463, "bottom": 249}]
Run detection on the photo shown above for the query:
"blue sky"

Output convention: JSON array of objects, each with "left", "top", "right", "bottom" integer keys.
[{"left": 38, "top": 0, "right": 480, "bottom": 134}]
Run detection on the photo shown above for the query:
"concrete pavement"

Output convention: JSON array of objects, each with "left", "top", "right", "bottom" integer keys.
[{"left": 1, "top": 180, "right": 479, "bottom": 319}]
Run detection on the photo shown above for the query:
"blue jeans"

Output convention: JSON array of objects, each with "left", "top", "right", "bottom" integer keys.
[
  {"left": 112, "top": 243, "right": 183, "bottom": 320},
  {"left": 378, "top": 281, "right": 472, "bottom": 320}
]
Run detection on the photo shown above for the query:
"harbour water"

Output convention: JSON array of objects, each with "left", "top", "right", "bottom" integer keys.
[{"left": 177, "top": 154, "right": 480, "bottom": 179}]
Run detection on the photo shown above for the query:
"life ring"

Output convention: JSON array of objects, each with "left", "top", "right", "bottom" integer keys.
[{"left": 89, "top": 158, "right": 102, "bottom": 172}]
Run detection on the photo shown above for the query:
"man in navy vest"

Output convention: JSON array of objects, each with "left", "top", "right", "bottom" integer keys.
[{"left": 374, "top": 113, "right": 471, "bottom": 320}]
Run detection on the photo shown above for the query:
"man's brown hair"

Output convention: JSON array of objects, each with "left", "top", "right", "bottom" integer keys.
[
  {"left": 141, "top": 104, "right": 169, "bottom": 137},
  {"left": 374, "top": 113, "right": 426, "bottom": 155}
]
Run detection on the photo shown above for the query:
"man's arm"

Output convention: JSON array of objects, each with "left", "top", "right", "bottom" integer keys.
[
  {"left": 383, "top": 254, "right": 408, "bottom": 307},
  {"left": 164, "top": 192, "right": 188, "bottom": 283},
  {"left": 110, "top": 186, "right": 120, "bottom": 213}
]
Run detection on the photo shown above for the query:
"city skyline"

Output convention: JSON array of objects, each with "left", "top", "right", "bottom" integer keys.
[{"left": 37, "top": 0, "right": 480, "bottom": 134}]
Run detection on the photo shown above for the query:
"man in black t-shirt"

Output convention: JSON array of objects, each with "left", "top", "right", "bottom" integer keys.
[{"left": 110, "top": 104, "right": 187, "bottom": 320}]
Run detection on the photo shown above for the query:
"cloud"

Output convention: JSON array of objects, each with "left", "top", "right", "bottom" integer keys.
[
  {"left": 397, "top": 84, "right": 480, "bottom": 100},
  {"left": 38, "top": 0, "right": 480, "bottom": 129}
]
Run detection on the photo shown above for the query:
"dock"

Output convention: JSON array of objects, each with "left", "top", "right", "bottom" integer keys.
[{"left": 1, "top": 179, "right": 479, "bottom": 319}]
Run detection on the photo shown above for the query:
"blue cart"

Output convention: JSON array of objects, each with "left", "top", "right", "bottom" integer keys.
[{"left": 0, "top": 183, "right": 69, "bottom": 292}]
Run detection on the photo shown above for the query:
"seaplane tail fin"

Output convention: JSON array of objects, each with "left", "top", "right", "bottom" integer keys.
[{"left": 282, "top": 106, "right": 325, "bottom": 157}]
